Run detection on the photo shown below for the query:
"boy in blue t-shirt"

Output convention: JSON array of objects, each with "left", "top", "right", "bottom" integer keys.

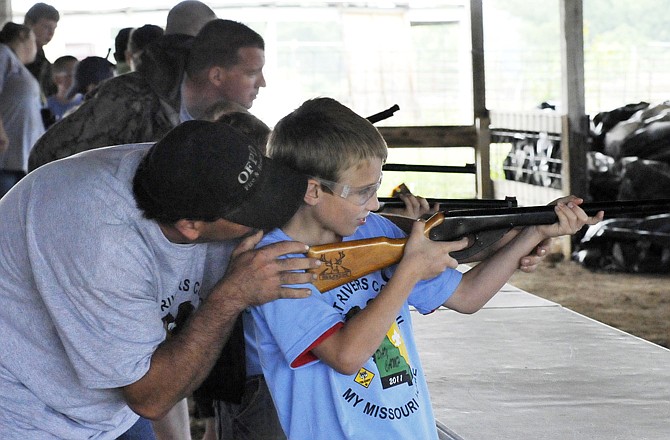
[
  {"left": 247, "top": 97, "right": 603, "bottom": 439},
  {"left": 45, "top": 55, "right": 82, "bottom": 124}
]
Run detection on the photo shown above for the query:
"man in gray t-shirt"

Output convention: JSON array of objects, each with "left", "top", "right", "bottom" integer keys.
[{"left": 0, "top": 120, "right": 318, "bottom": 439}]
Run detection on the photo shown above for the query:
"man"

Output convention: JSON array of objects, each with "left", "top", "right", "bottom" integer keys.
[
  {"left": 23, "top": 2, "right": 59, "bottom": 97},
  {"left": 28, "top": 13, "right": 266, "bottom": 171},
  {"left": 166, "top": 0, "right": 217, "bottom": 37},
  {"left": 0, "top": 120, "right": 320, "bottom": 439}
]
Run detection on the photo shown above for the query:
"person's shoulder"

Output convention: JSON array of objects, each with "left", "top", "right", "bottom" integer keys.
[
  {"left": 0, "top": 43, "right": 11, "bottom": 57},
  {"left": 94, "top": 71, "right": 149, "bottom": 96},
  {"left": 258, "top": 228, "right": 292, "bottom": 249},
  {"left": 0, "top": 44, "right": 19, "bottom": 68},
  {"left": 37, "top": 142, "right": 150, "bottom": 174}
]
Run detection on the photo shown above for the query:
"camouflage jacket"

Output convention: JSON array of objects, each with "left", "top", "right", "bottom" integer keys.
[{"left": 28, "top": 35, "right": 192, "bottom": 172}]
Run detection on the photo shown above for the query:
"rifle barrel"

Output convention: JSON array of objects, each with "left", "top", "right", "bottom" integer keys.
[
  {"left": 377, "top": 197, "right": 517, "bottom": 212},
  {"left": 429, "top": 199, "right": 670, "bottom": 242},
  {"left": 366, "top": 104, "right": 400, "bottom": 124}
]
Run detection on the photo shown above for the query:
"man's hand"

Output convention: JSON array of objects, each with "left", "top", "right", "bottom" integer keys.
[{"left": 220, "top": 230, "right": 321, "bottom": 308}]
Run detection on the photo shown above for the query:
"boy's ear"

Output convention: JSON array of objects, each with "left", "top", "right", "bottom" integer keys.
[{"left": 304, "top": 178, "right": 321, "bottom": 206}]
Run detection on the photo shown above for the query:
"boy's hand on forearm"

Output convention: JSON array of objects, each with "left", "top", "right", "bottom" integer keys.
[
  {"left": 219, "top": 231, "right": 320, "bottom": 307},
  {"left": 518, "top": 238, "right": 550, "bottom": 272},
  {"left": 399, "top": 220, "right": 468, "bottom": 281},
  {"left": 535, "top": 196, "right": 603, "bottom": 240}
]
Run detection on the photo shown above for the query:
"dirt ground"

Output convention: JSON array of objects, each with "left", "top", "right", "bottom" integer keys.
[{"left": 508, "top": 256, "right": 670, "bottom": 349}]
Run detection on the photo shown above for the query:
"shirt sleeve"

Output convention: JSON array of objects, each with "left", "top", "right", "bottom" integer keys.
[
  {"left": 409, "top": 268, "right": 463, "bottom": 314},
  {"left": 252, "top": 282, "right": 344, "bottom": 369}
]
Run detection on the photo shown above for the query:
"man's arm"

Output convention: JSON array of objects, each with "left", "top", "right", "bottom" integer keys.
[{"left": 121, "top": 232, "right": 320, "bottom": 420}]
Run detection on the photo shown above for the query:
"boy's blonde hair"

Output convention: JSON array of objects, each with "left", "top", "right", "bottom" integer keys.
[{"left": 268, "top": 97, "right": 388, "bottom": 181}]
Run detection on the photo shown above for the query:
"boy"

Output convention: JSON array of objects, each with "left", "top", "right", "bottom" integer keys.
[
  {"left": 246, "top": 97, "right": 603, "bottom": 439},
  {"left": 45, "top": 55, "right": 81, "bottom": 123}
]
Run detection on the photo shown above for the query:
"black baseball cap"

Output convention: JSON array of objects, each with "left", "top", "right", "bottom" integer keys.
[{"left": 134, "top": 120, "right": 307, "bottom": 229}]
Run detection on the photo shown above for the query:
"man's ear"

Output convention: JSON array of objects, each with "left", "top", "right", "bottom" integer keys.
[
  {"left": 304, "top": 178, "right": 321, "bottom": 206},
  {"left": 207, "top": 65, "right": 226, "bottom": 87},
  {"left": 173, "top": 219, "right": 202, "bottom": 242}
]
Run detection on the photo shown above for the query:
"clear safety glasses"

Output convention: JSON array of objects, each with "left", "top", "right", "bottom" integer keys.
[{"left": 313, "top": 174, "right": 382, "bottom": 206}]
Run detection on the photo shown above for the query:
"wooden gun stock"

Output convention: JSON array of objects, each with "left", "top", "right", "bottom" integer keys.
[
  {"left": 307, "top": 213, "right": 445, "bottom": 292},
  {"left": 307, "top": 198, "right": 670, "bottom": 292}
]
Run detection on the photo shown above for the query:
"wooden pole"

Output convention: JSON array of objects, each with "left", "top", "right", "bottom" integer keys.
[
  {"left": 559, "top": 0, "right": 589, "bottom": 199},
  {"left": 0, "top": 0, "right": 12, "bottom": 26},
  {"left": 558, "top": 0, "right": 588, "bottom": 257},
  {"left": 470, "top": 0, "right": 493, "bottom": 198}
]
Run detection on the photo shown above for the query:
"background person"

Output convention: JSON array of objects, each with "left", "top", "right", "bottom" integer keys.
[
  {"left": 45, "top": 55, "right": 81, "bottom": 124},
  {"left": 113, "top": 27, "right": 133, "bottom": 75},
  {"left": 0, "top": 22, "right": 43, "bottom": 197},
  {"left": 127, "top": 24, "right": 165, "bottom": 72},
  {"left": 23, "top": 2, "right": 59, "bottom": 97}
]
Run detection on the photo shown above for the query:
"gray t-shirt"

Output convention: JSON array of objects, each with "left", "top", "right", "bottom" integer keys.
[{"left": 0, "top": 143, "right": 236, "bottom": 439}]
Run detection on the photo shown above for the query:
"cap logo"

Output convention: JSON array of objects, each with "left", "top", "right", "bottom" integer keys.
[{"left": 238, "top": 147, "right": 262, "bottom": 191}]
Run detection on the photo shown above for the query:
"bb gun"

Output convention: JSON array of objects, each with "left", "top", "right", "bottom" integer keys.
[
  {"left": 307, "top": 198, "right": 670, "bottom": 292},
  {"left": 376, "top": 185, "right": 518, "bottom": 212},
  {"left": 377, "top": 197, "right": 515, "bottom": 210},
  {"left": 366, "top": 104, "right": 400, "bottom": 124}
]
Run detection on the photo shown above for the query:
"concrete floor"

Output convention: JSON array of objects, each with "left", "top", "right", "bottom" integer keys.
[{"left": 416, "top": 277, "right": 670, "bottom": 440}]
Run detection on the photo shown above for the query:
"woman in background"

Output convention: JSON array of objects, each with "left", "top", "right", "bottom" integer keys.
[{"left": 0, "top": 22, "right": 44, "bottom": 198}]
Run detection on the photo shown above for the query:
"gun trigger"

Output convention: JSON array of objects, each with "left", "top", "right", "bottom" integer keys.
[{"left": 450, "top": 228, "right": 510, "bottom": 261}]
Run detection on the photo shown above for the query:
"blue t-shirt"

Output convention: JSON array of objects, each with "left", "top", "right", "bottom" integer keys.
[
  {"left": 246, "top": 213, "right": 462, "bottom": 439},
  {"left": 46, "top": 94, "right": 83, "bottom": 121}
]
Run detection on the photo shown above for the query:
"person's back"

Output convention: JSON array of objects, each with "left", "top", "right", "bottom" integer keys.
[
  {"left": 0, "top": 143, "right": 178, "bottom": 437},
  {"left": 0, "top": 22, "right": 44, "bottom": 196}
]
